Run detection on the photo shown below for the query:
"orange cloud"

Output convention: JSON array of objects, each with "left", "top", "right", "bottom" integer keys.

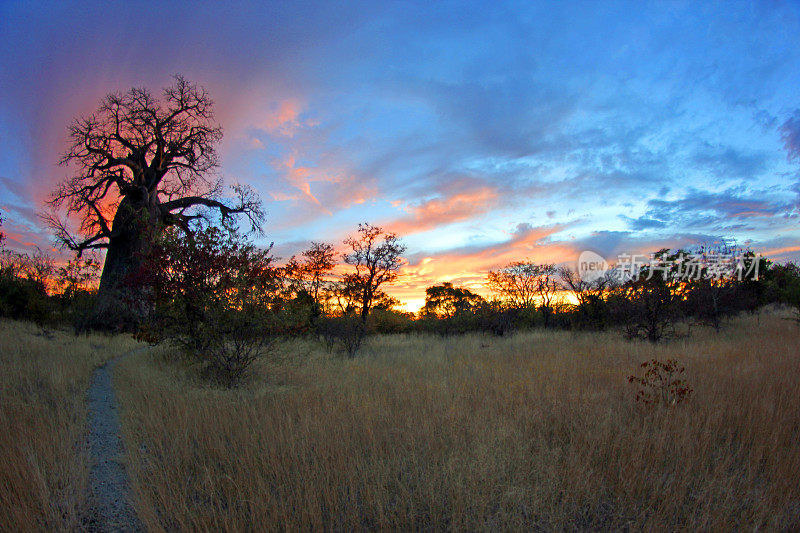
[
  {"left": 385, "top": 224, "right": 579, "bottom": 311},
  {"left": 268, "top": 151, "right": 381, "bottom": 221},
  {"left": 761, "top": 245, "right": 800, "bottom": 258},
  {"left": 387, "top": 186, "right": 501, "bottom": 235}
]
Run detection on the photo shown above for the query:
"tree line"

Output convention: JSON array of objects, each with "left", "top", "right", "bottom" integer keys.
[
  {"left": 4, "top": 76, "right": 800, "bottom": 387},
  {"left": 418, "top": 250, "right": 794, "bottom": 341},
  {"left": 5, "top": 207, "right": 800, "bottom": 386}
]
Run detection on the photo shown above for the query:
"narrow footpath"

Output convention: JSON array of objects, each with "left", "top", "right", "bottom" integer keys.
[{"left": 86, "top": 349, "right": 144, "bottom": 532}]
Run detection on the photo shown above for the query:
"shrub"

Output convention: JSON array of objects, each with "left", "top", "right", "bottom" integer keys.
[
  {"left": 273, "top": 290, "right": 319, "bottom": 336},
  {"left": 610, "top": 278, "right": 678, "bottom": 343},
  {"left": 368, "top": 308, "right": 415, "bottom": 334},
  {"left": 0, "top": 273, "right": 51, "bottom": 325},
  {"left": 627, "top": 358, "right": 693, "bottom": 407},
  {"left": 0, "top": 250, "right": 52, "bottom": 325},
  {"left": 135, "top": 226, "right": 279, "bottom": 387},
  {"left": 474, "top": 300, "right": 522, "bottom": 336},
  {"left": 194, "top": 307, "right": 276, "bottom": 387},
  {"left": 315, "top": 315, "right": 366, "bottom": 357}
]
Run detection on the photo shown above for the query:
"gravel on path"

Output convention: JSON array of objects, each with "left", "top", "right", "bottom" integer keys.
[{"left": 85, "top": 348, "right": 145, "bottom": 532}]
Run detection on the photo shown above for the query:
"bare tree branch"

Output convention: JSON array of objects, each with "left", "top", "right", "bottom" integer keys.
[{"left": 45, "top": 75, "right": 263, "bottom": 255}]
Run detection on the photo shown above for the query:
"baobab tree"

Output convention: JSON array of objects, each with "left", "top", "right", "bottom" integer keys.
[{"left": 45, "top": 76, "right": 263, "bottom": 323}]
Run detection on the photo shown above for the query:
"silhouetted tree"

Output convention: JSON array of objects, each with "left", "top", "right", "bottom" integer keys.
[
  {"left": 474, "top": 299, "right": 521, "bottom": 336},
  {"left": 342, "top": 223, "right": 406, "bottom": 323},
  {"left": 677, "top": 245, "right": 735, "bottom": 331},
  {"left": 488, "top": 261, "right": 561, "bottom": 327},
  {"left": 768, "top": 261, "right": 800, "bottom": 322},
  {"left": 559, "top": 267, "right": 615, "bottom": 329},
  {"left": 0, "top": 247, "right": 53, "bottom": 324},
  {"left": 610, "top": 249, "right": 683, "bottom": 342},
  {"left": 422, "top": 282, "right": 484, "bottom": 318},
  {"left": 324, "top": 279, "right": 361, "bottom": 315},
  {"left": 733, "top": 252, "right": 772, "bottom": 314},
  {"left": 45, "top": 76, "right": 263, "bottom": 326},
  {"left": 487, "top": 262, "right": 539, "bottom": 309},
  {"left": 297, "top": 241, "right": 336, "bottom": 304},
  {"left": 533, "top": 263, "right": 560, "bottom": 328},
  {"left": 55, "top": 254, "right": 101, "bottom": 300}
]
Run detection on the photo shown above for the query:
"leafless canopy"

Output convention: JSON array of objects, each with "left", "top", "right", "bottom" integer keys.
[
  {"left": 343, "top": 223, "right": 406, "bottom": 321},
  {"left": 487, "top": 261, "right": 544, "bottom": 308},
  {"left": 45, "top": 75, "right": 263, "bottom": 253},
  {"left": 302, "top": 242, "right": 337, "bottom": 303},
  {"left": 559, "top": 266, "right": 616, "bottom": 305}
]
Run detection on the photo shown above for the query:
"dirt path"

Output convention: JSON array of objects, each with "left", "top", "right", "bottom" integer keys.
[{"left": 86, "top": 348, "right": 144, "bottom": 532}]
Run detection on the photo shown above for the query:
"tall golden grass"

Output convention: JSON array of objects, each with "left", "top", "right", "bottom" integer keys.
[
  {"left": 111, "top": 310, "right": 797, "bottom": 530},
  {"left": 0, "top": 320, "right": 137, "bottom": 532}
]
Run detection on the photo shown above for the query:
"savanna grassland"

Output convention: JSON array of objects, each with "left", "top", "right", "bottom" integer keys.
[
  {"left": 0, "top": 320, "right": 137, "bottom": 532},
  {"left": 113, "top": 310, "right": 800, "bottom": 531}
]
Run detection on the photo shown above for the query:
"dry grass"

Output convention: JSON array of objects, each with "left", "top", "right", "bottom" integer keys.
[
  {"left": 0, "top": 320, "right": 137, "bottom": 532},
  {"left": 115, "top": 310, "right": 800, "bottom": 531}
]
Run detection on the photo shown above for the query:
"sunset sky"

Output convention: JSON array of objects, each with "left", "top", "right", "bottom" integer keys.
[{"left": 2, "top": 1, "right": 800, "bottom": 311}]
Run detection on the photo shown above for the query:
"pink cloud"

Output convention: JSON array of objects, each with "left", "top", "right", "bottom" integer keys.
[
  {"left": 386, "top": 186, "right": 501, "bottom": 235},
  {"left": 279, "top": 154, "right": 326, "bottom": 209},
  {"left": 257, "top": 99, "right": 310, "bottom": 137}
]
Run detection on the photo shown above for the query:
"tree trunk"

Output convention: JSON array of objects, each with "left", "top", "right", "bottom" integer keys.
[{"left": 93, "top": 196, "right": 161, "bottom": 330}]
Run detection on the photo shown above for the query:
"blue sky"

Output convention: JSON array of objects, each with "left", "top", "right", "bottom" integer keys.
[{"left": 1, "top": 1, "right": 800, "bottom": 309}]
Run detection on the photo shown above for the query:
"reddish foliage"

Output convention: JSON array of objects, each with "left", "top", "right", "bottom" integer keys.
[
  {"left": 129, "top": 226, "right": 279, "bottom": 386},
  {"left": 627, "top": 358, "right": 693, "bottom": 407}
]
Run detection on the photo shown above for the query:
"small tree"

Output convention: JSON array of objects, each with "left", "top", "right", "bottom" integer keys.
[
  {"left": 323, "top": 279, "right": 361, "bottom": 315},
  {"left": 487, "top": 261, "right": 539, "bottom": 309},
  {"left": 488, "top": 261, "right": 562, "bottom": 327},
  {"left": 421, "top": 282, "right": 485, "bottom": 319},
  {"left": 559, "top": 267, "right": 615, "bottom": 329},
  {"left": 301, "top": 242, "right": 336, "bottom": 304},
  {"left": 25, "top": 249, "right": 56, "bottom": 290},
  {"left": 279, "top": 241, "right": 338, "bottom": 329},
  {"left": 0, "top": 248, "right": 53, "bottom": 324},
  {"left": 343, "top": 223, "right": 406, "bottom": 324},
  {"left": 52, "top": 253, "right": 101, "bottom": 331},
  {"left": 55, "top": 254, "right": 101, "bottom": 300},
  {"left": 135, "top": 225, "right": 278, "bottom": 387},
  {"left": 533, "top": 263, "right": 560, "bottom": 328},
  {"left": 610, "top": 249, "right": 682, "bottom": 342},
  {"left": 680, "top": 246, "right": 770, "bottom": 329},
  {"left": 769, "top": 262, "right": 800, "bottom": 323}
]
